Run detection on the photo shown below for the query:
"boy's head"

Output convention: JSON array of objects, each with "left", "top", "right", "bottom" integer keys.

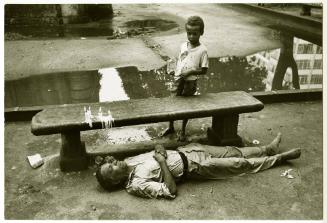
[
  {"left": 95, "top": 157, "right": 129, "bottom": 191},
  {"left": 185, "top": 16, "right": 204, "bottom": 44}
]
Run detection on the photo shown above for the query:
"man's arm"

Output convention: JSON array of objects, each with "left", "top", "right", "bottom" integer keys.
[{"left": 153, "top": 151, "right": 177, "bottom": 195}]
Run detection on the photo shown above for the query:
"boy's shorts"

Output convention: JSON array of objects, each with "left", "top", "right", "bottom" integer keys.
[{"left": 170, "top": 78, "right": 197, "bottom": 96}]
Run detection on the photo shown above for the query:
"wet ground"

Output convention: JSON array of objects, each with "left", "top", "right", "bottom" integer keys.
[
  {"left": 5, "top": 18, "right": 179, "bottom": 40},
  {"left": 5, "top": 46, "right": 322, "bottom": 108},
  {"left": 5, "top": 4, "right": 284, "bottom": 79},
  {"left": 5, "top": 54, "right": 268, "bottom": 108},
  {"left": 4, "top": 101, "right": 323, "bottom": 219}
]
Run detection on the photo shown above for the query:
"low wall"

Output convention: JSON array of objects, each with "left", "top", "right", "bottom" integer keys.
[
  {"left": 4, "top": 89, "right": 322, "bottom": 122},
  {"left": 5, "top": 4, "right": 113, "bottom": 25},
  {"left": 5, "top": 4, "right": 60, "bottom": 25}
]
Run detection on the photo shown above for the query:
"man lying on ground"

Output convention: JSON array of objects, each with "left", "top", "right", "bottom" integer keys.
[{"left": 95, "top": 133, "right": 301, "bottom": 199}]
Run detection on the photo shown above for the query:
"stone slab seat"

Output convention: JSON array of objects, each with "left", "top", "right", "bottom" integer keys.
[{"left": 31, "top": 91, "right": 264, "bottom": 172}]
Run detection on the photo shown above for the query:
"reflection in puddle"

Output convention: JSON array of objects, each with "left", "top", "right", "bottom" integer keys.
[
  {"left": 99, "top": 67, "right": 129, "bottom": 102},
  {"left": 248, "top": 37, "right": 323, "bottom": 90},
  {"left": 5, "top": 37, "right": 322, "bottom": 108}
]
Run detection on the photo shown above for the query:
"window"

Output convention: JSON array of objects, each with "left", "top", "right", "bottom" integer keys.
[
  {"left": 299, "top": 75, "right": 308, "bottom": 84},
  {"left": 297, "top": 44, "right": 314, "bottom": 54},
  {"left": 316, "top": 46, "right": 323, "bottom": 54},
  {"left": 313, "top": 60, "right": 322, "bottom": 69},
  {"left": 270, "top": 50, "right": 279, "bottom": 60},
  {"left": 296, "top": 60, "right": 311, "bottom": 70},
  {"left": 310, "top": 75, "right": 322, "bottom": 84}
]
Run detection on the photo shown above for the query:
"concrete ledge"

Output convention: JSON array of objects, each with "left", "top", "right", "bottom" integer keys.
[
  {"left": 235, "top": 4, "right": 322, "bottom": 45},
  {"left": 250, "top": 88, "right": 322, "bottom": 104},
  {"left": 5, "top": 104, "right": 56, "bottom": 122},
  {"left": 4, "top": 89, "right": 322, "bottom": 122},
  {"left": 239, "top": 4, "right": 322, "bottom": 28}
]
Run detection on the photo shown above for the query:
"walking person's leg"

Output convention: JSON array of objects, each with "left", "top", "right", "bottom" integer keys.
[{"left": 290, "top": 58, "right": 300, "bottom": 89}]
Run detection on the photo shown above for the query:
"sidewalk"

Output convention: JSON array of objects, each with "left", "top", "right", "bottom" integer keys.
[
  {"left": 4, "top": 4, "right": 283, "bottom": 80},
  {"left": 4, "top": 101, "right": 323, "bottom": 219}
]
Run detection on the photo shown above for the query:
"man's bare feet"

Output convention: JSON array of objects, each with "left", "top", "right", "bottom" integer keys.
[
  {"left": 265, "top": 132, "right": 282, "bottom": 155},
  {"left": 159, "top": 127, "right": 175, "bottom": 137},
  {"left": 280, "top": 148, "right": 301, "bottom": 161}
]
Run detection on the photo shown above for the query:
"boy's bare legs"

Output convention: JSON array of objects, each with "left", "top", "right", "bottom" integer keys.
[
  {"left": 160, "top": 121, "right": 175, "bottom": 137},
  {"left": 160, "top": 78, "right": 183, "bottom": 137},
  {"left": 160, "top": 119, "right": 188, "bottom": 141},
  {"left": 240, "top": 132, "right": 282, "bottom": 158},
  {"left": 178, "top": 119, "right": 188, "bottom": 141}
]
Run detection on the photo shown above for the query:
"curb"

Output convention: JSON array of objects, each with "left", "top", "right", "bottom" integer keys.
[
  {"left": 250, "top": 88, "right": 322, "bottom": 104},
  {"left": 4, "top": 89, "right": 322, "bottom": 122}
]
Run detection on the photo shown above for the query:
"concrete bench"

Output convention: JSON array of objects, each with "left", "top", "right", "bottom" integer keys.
[
  {"left": 31, "top": 91, "right": 264, "bottom": 171},
  {"left": 300, "top": 3, "right": 322, "bottom": 16}
]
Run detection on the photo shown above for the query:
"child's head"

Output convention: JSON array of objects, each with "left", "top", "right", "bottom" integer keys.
[
  {"left": 95, "top": 157, "right": 129, "bottom": 191},
  {"left": 185, "top": 16, "right": 204, "bottom": 44}
]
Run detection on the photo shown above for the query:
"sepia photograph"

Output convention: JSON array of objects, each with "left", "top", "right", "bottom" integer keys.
[{"left": 3, "top": 1, "right": 324, "bottom": 220}]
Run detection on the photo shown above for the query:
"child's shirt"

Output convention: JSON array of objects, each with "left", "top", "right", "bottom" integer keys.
[{"left": 175, "top": 41, "right": 209, "bottom": 81}]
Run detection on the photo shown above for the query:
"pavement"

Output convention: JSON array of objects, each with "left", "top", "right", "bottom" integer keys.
[
  {"left": 4, "top": 101, "right": 323, "bottom": 219},
  {"left": 3, "top": 3, "right": 324, "bottom": 220},
  {"left": 4, "top": 4, "right": 284, "bottom": 80}
]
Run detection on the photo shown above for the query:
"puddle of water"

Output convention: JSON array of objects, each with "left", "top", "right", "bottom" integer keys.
[
  {"left": 5, "top": 37, "right": 322, "bottom": 108},
  {"left": 124, "top": 19, "right": 178, "bottom": 32},
  {"left": 5, "top": 23, "right": 115, "bottom": 39},
  {"left": 5, "top": 18, "right": 179, "bottom": 40}
]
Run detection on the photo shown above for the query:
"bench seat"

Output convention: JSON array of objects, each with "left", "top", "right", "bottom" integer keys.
[{"left": 31, "top": 91, "right": 264, "bottom": 171}]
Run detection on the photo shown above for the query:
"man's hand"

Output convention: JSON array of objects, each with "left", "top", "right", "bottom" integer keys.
[
  {"left": 153, "top": 152, "right": 166, "bottom": 163},
  {"left": 153, "top": 145, "right": 177, "bottom": 195},
  {"left": 155, "top": 145, "right": 167, "bottom": 157},
  {"left": 153, "top": 145, "right": 167, "bottom": 163}
]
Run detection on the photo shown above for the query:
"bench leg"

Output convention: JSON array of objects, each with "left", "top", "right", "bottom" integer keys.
[
  {"left": 207, "top": 114, "right": 243, "bottom": 146},
  {"left": 60, "top": 131, "right": 89, "bottom": 172}
]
